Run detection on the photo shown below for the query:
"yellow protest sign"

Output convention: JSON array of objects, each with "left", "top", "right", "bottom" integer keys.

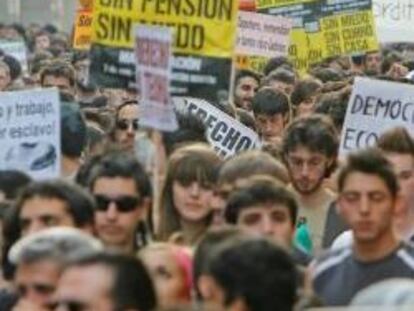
[
  {"left": 92, "top": 0, "right": 238, "bottom": 58},
  {"left": 257, "top": 0, "right": 379, "bottom": 74},
  {"left": 73, "top": 9, "right": 93, "bottom": 50},
  {"left": 90, "top": 0, "right": 238, "bottom": 102}
]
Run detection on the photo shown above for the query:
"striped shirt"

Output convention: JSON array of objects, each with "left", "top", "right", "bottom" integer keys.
[{"left": 312, "top": 242, "right": 414, "bottom": 306}]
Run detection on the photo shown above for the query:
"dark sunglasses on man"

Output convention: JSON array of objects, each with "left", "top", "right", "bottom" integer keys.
[
  {"left": 94, "top": 194, "right": 141, "bottom": 213},
  {"left": 47, "top": 299, "right": 88, "bottom": 311},
  {"left": 116, "top": 119, "right": 139, "bottom": 131}
]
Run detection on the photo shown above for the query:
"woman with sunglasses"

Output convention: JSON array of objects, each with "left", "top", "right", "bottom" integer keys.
[
  {"left": 110, "top": 100, "right": 139, "bottom": 152},
  {"left": 157, "top": 144, "right": 222, "bottom": 246}
]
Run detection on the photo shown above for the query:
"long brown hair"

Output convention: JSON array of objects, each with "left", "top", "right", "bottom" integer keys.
[{"left": 157, "top": 143, "right": 222, "bottom": 243}]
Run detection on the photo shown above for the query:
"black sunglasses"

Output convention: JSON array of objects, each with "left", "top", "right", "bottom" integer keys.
[
  {"left": 94, "top": 194, "right": 141, "bottom": 213},
  {"left": 47, "top": 300, "right": 87, "bottom": 311},
  {"left": 116, "top": 119, "right": 139, "bottom": 131}
]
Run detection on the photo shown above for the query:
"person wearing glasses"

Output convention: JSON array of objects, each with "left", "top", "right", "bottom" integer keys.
[
  {"left": 110, "top": 100, "right": 139, "bottom": 152},
  {"left": 281, "top": 115, "right": 338, "bottom": 254},
  {"left": 87, "top": 151, "right": 152, "bottom": 255}
]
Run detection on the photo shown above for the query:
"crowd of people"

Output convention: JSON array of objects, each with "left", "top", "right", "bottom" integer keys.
[{"left": 1, "top": 19, "right": 414, "bottom": 311}]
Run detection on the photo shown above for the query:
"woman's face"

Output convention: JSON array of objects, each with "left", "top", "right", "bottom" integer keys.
[
  {"left": 141, "top": 249, "right": 189, "bottom": 308},
  {"left": 114, "top": 104, "right": 139, "bottom": 150},
  {"left": 172, "top": 180, "right": 213, "bottom": 223}
]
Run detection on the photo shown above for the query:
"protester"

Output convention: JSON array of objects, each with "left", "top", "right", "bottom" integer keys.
[
  {"left": 39, "top": 60, "right": 76, "bottom": 96},
  {"left": 87, "top": 151, "right": 152, "bottom": 254},
  {"left": 261, "top": 68, "right": 296, "bottom": 96},
  {"left": 282, "top": 115, "right": 338, "bottom": 253},
  {"left": 8, "top": 180, "right": 95, "bottom": 238},
  {"left": 60, "top": 102, "right": 88, "bottom": 179},
  {"left": 251, "top": 87, "right": 290, "bottom": 145},
  {"left": 8, "top": 228, "right": 102, "bottom": 310},
  {"left": 51, "top": 253, "right": 157, "bottom": 311},
  {"left": 291, "top": 78, "right": 323, "bottom": 118},
  {"left": 139, "top": 243, "right": 193, "bottom": 308},
  {"left": 224, "top": 176, "right": 311, "bottom": 266},
  {"left": 199, "top": 236, "right": 297, "bottom": 311},
  {"left": 157, "top": 144, "right": 222, "bottom": 245},
  {"left": 312, "top": 148, "right": 414, "bottom": 306},
  {"left": 233, "top": 69, "right": 261, "bottom": 111},
  {"left": 109, "top": 100, "right": 139, "bottom": 152}
]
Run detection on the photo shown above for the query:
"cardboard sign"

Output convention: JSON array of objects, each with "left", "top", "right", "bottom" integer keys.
[
  {"left": 236, "top": 11, "right": 292, "bottom": 58},
  {"left": 0, "top": 40, "right": 28, "bottom": 72},
  {"left": 90, "top": 0, "right": 238, "bottom": 103},
  {"left": 257, "top": 0, "right": 379, "bottom": 73},
  {"left": 73, "top": 9, "right": 93, "bottom": 50},
  {"left": 173, "top": 97, "right": 261, "bottom": 158},
  {"left": 340, "top": 77, "right": 414, "bottom": 156},
  {"left": 0, "top": 88, "right": 61, "bottom": 179},
  {"left": 373, "top": 0, "right": 414, "bottom": 43},
  {"left": 135, "top": 25, "right": 178, "bottom": 132}
]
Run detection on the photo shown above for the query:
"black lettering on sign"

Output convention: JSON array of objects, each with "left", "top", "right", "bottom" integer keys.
[
  {"left": 141, "top": 0, "right": 234, "bottom": 21},
  {"left": 145, "top": 20, "right": 205, "bottom": 50},
  {"left": 222, "top": 128, "right": 240, "bottom": 150},
  {"left": 96, "top": 13, "right": 132, "bottom": 42},
  {"left": 99, "top": 0, "right": 133, "bottom": 9},
  {"left": 343, "top": 127, "right": 378, "bottom": 150},
  {"left": 78, "top": 15, "right": 92, "bottom": 27},
  {"left": 235, "top": 136, "right": 252, "bottom": 153},
  {"left": 211, "top": 121, "right": 228, "bottom": 141}
]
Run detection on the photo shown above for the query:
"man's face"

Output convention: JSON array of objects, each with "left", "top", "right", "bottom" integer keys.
[
  {"left": 286, "top": 146, "right": 331, "bottom": 195},
  {"left": 234, "top": 76, "right": 258, "bottom": 110},
  {"left": 0, "top": 66, "right": 11, "bottom": 91},
  {"left": 52, "top": 264, "right": 114, "bottom": 311},
  {"left": 255, "top": 113, "right": 286, "bottom": 143},
  {"left": 15, "top": 260, "right": 61, "bottom": 307},
  {"left": 365, "top": 52, "right": 381, "bottom": 74},
  {"left": 385, "top": 152, "right": 414, "bottom": 210},
  {"left": 92, "top": 177, "right": 146, "bottom": 251},
  {"left": 237, "top": 204, "right": 294, "bottom": 249},
  {"left": 19, "top": 197, "right": 76, "bottom": 237},
  {"left": 114, "top": 104, "right": 139, "bottom": 151},
  {"left": 42, "top": 75, "right": 73, "bottom": 94},
  {"left": 338, "top": 172, "right": 396, "bottom": 243}
]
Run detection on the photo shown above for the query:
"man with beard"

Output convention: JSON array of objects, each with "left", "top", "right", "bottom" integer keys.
[{"left": 282, "top": 115, "right": 338, "bottom": 253}]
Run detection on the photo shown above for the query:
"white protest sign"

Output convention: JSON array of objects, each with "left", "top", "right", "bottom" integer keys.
[
  {"left": 339, "top": 77, "right": 414, "bottom": 156},
  {"left": 0, "top": 40, "right": 28, "bottom": 72},
  {"left": 0, "top": 88, "right": 61, "bottom": 179},
  {"left": 236, "top": 11, "right": 292, "bottom": 58},
  {"left": 173, "top": 97, "right": 261, "bottom": 158},
  {"left": 134, "top": 25, "right": 177, "bottom": 132},
  {"left": 373, "top": 0, "right": 414, "bottom": 43}
]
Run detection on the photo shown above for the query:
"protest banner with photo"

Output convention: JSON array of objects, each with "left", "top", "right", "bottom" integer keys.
[
  {"left": 135, "top": 25, "right": 177, "bottom": 132},
  {"left": 73, "top": 9, "right": 93, "bottom": 50},
  {"left": 373, "top": 0, "right": 414, "bottom": 43},
  {"left": 0, "top": 40, "right": 28, "bottom": 72},
  {"left": 173, "top": 97, "right": 261, "bottom": 158},
  {"left": 339, "top": 77, "right": 414, "bottom": 156},
  {"left": 0, "top": 88, "right": 61, "bottom": 179},
  {"left": 235, "top": 11, "right": 292, "bottom": 72},
  {"left": 90, "top": 0, "right": 238, "bottom": 103},
  {"left": 257, "top": 0, "right": 379, "bottom": 73}
]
